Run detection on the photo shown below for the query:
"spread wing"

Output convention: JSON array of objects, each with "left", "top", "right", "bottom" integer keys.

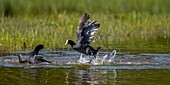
[
  {"left": 76, "top": 13, "right": 100, "bottom": 44},
  {"left": 77, "top": 13, "right": 90, "bottom": 42}
]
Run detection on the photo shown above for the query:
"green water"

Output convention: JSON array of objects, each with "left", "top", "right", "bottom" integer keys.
[{"left": 0, "top": 67, "right": 169, "bottom": 85}]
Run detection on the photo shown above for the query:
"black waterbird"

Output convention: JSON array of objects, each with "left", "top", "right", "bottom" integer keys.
[
  {"left": 65, "top": 13, "right": 101, "bottom": 62},
  {"left": 18, "top": 44, "right": 52, "bottom": 64}
]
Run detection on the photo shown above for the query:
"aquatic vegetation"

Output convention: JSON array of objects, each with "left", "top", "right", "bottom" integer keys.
[{"left": 0, "top": 12, "right": 169, "bottom": 52}]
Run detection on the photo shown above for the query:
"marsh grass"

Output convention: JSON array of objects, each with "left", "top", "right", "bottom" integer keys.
[
  {"left": 0, "top": 0, "right": 170, "bottom": 52},
  {"left": 0, "top": 12, "right": 169, "bottom": 52}
]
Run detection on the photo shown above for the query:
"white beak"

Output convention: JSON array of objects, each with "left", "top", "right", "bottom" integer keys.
[{"left": 65, "top": 40, "right": 68, "bottom": 45}]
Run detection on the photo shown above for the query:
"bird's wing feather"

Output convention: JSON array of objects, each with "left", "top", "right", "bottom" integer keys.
[
  {"left": 76, "top": 13, "right": 100, "bottom": 44},
  {"left": 81, "top": 20, "right": 100, "bottom": 44},
  {"left": 77, "top": 13, "right": 90, "bottom": 43}
]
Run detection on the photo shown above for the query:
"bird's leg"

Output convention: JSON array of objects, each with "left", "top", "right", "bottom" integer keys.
[
  {"left": 89, "top": 58, "right": 93, "bottom": 63},
  {"left": 92, "top": 51, "right": 97, "bottom": 60},
  {"left": 89, "top": 51, "right": 96, "bottom": 63},
  {"left": 80, "top": 53, "right": 83, "bottom": 58},
  {"left": 93, "top": 55, "right": 96, "bottom": 60},
  {"left": 89, "top": 55, "right": 96, "bottom": 63}
]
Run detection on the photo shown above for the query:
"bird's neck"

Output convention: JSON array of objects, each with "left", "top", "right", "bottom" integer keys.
[
  {"left": 34, "top": 50, "right": 40, "bottom": 55},
  {"left": 30, "top": 50, "right": 39, "bottom": 56},
  {"left": 70, "top": 44, "right": 75, "bottom": 47},
  {"left": 69, "top": 42, "right": 76, "bottom": 47}
]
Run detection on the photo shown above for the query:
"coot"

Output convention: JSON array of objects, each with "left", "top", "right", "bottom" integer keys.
[
  {"left": 65, "top": 13, "right": 101, "bottom": 62},
  {"left": 18, "top": 44, "right": 51, "bottom": 64}
]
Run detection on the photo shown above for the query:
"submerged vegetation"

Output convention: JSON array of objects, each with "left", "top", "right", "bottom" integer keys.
[{"left": 0, "top": 0, "right": 170, "bottom": 52}]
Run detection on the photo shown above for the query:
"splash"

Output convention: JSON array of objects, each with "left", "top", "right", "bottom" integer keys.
[
  {"left": 78, "top": 50, "right": 116, "bottom": 64},
  {"left": 101, "top": 54, "right": 108, "bottom": 64},
  {"left": 108, "top": 50, "right": 116, "bottom": 62},
  {"left": 78, "top": 54, "right": 91, "bottom": 64}
]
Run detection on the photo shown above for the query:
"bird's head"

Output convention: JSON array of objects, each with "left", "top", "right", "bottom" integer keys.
[
  {"left": 34, "top": 44, "right": 44, "bottom": 51},
  {"left": 65, "top": 40, "right": 75, "bottom": 46}
]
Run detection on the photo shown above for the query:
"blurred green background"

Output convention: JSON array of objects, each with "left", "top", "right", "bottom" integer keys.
[
  {"left": 0, "top": 0, "right": 169, "bottom": 53},
  {"left": 0, "top": 0, "right": 170, "bottom": 16}
]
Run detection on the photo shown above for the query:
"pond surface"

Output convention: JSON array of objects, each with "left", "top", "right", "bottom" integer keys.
[{"left": 0, "top": 50, "right": 170, "bottom": 85}]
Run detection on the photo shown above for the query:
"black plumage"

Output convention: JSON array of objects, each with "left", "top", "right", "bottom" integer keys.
[
  {"left": 65, "top": 13, "right": 101, "bottom": 60},
  {"left": 18, "top": 44, "right": 51, "bottom": 64}
]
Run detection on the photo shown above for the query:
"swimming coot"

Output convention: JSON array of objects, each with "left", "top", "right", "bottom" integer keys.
[
  {"left": 18, "top": 44, "right": 51, "bottom": 64},
  {"left": 65, "top": 13, "right": 101, "bottom": 61}
]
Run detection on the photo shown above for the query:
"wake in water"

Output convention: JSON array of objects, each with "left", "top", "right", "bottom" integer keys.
[
  {"left": 77, "top": 50, "right": 116, "bottom": 65},
  {"left": 1, "top": 50, "right": 170, "bottom": 68}
]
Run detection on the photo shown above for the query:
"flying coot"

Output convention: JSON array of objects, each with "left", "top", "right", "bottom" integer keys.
[
  {"left": 65, "top": 13, "right": 101, "bottom": 62},
  {"left": 18, "top": 44, "right": 52, "bottom": 64}
]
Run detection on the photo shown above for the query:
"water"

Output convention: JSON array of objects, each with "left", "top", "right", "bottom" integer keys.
[{"left": 0, "top": 50, "right": 170, "bottom": 85}]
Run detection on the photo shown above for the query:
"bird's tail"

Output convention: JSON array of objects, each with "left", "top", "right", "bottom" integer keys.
[
  {"left": 96, "top": 47, "right": 101, "bottom": 51},
  {"left": 94, "top": 47, "right": 101, "bottom": 55}
]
